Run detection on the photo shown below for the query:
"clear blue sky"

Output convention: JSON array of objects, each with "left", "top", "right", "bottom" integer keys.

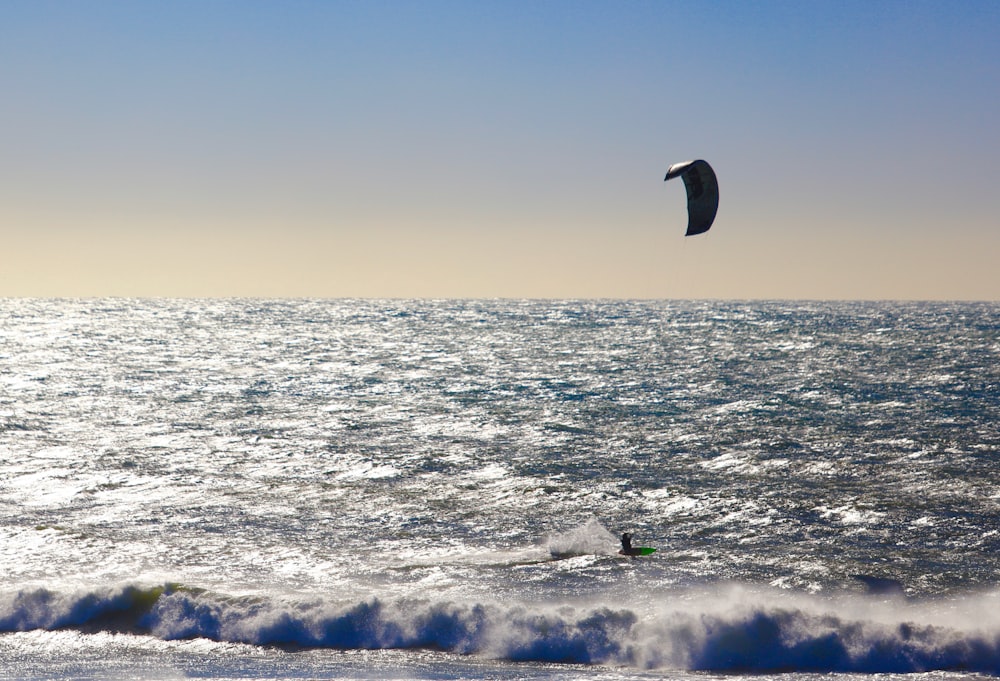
[{"left": 3, "top": 0, "right": 998, "bottom": 299}]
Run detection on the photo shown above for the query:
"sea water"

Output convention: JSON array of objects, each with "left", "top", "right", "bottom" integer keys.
[{"left": 1, "top": 298, "right": 998, "bottom": 680}]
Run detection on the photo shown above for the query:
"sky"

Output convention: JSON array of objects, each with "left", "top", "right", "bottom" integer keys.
[{"left": 2, "top": 0, "right": 998, "bottom": 300}]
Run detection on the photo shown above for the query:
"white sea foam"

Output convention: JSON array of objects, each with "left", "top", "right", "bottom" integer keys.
[{"left": 4, "top": 582, "right": 1000, "bottom": 673}]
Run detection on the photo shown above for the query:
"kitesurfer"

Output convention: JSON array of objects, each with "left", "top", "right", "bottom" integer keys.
[{"left": 620, "top": 532, "right": 634, "bottom": 556}]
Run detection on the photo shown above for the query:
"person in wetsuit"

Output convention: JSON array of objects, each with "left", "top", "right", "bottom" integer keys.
[{"left": 620, "top": 532, "right": 635, "bottom": 556}]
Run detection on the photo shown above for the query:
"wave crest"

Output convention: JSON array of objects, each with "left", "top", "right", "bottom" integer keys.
[{"left": 4, "top": 583, "right": 1000, "bottom": 674}]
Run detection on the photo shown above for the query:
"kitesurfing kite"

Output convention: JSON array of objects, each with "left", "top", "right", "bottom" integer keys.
[{"left": 664, "top": 159, "right": 718, "bottom": 236}]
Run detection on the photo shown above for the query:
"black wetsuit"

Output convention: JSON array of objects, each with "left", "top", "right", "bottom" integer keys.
[{"left": 621, "top": 533, "right": 633, "bottom": 555}]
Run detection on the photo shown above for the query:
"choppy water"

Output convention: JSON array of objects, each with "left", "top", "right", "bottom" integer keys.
[{"left": 1, "top": 298, "right": 999, "bottom": 680}]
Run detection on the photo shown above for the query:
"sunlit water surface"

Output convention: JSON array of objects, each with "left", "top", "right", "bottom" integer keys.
[{"left": 1, "top": 299, "right": 998, "bottom": 679}]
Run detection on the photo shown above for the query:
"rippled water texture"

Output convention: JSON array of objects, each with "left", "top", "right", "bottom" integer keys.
[{"left": 1, "top": 299, "right": 998, "bottom": 678}]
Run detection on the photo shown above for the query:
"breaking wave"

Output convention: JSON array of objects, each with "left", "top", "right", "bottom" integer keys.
[{"left": 4, "top": 583, "right": 1000, "bottom": 674}]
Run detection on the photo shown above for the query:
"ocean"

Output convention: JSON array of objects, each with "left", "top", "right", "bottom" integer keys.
[{"left": 1, "top": 298, "right": 999, "bottom": 680}]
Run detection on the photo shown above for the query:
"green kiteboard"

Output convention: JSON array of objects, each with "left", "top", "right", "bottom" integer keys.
[{"left": 619, "top": 547, "right": 656, "bottom": 556}]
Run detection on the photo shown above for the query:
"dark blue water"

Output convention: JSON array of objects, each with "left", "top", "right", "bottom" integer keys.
[{"left": 1, "top": 299, "right": 998, "bottom": 679}]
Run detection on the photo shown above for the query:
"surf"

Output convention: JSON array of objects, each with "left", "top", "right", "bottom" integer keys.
[{"left": 6, "top": 581, "right": 1000, "bottom": 674}]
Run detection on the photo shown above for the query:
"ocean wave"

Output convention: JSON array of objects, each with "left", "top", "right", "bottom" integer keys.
[{"left": 3, "top": 583, "right": 1000, "bottom": 674}]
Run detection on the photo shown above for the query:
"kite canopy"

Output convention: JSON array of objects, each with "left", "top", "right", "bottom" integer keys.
[{"left": 664, "top": 159, "right": 718, "bottom": 236}]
